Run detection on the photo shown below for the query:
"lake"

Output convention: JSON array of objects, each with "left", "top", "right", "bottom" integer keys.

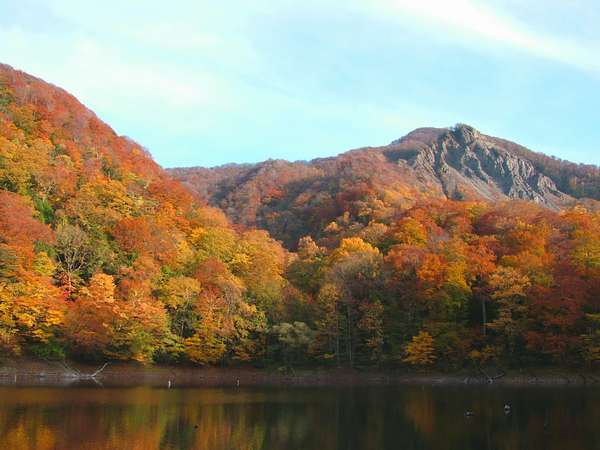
[{"left": 0, "top": 384, "right": 598, "bottom": 449}]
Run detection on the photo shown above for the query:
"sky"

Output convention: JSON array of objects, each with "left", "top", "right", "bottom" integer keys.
[{"left": 0, "top": 0, "right": 599, "bottom": 168}]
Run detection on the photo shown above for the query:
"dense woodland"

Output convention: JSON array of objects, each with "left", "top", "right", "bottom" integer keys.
[{"left": 1, "top": 64, "right": 599, "bottom": 370}]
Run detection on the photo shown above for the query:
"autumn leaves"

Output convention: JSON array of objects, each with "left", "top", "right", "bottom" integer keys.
[{"left": 0, "top": 64, "right": 599, "bottom": 370}]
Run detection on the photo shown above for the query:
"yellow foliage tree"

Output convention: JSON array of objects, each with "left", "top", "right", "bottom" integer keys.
[{"left": 403, "top": 331, "right": 436, "bottom": 366}]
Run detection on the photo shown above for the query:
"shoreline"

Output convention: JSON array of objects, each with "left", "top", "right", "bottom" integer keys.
[{"left": 1, "top": 360, "right": 599, "bottom": 388}]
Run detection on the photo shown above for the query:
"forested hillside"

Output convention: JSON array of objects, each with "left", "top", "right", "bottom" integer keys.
[
  {"left": 171, "top": 125, "right": 600, "bottom": 250},
  {"left": 1, "top": 64, "right": 599, "bottom": 369},
  {"left": 0, "top": 63, "right": 289, "bottom": 364}
]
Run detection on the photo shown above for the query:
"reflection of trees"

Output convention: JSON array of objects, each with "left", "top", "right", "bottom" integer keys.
[
  {"left": 0, "top": 388, "right": 314, "bottom": 449},
  {"left": 0, "top": 387, "right": 599, "bottom": 449},
  {"left": 404, "top": 389, "right": 435, "bottom": 435}
]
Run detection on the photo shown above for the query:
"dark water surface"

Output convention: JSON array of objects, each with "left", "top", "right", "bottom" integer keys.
[{"left": 0, "top": 384, "right": 598, "bottom": 449}]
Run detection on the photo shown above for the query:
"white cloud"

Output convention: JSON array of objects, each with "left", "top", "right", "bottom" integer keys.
[
  {"left": 66, "top": 40, "right": 224, "bottom": 109},
  {"left": 0, "top": 25, "right": 234, "bottom": 115},
  {"left": 370, "top": 0, "right": 600, "bottom": 74}
]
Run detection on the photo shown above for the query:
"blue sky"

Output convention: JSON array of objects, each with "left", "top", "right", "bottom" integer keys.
[{"left": 1, "top": 0, "right": 599, "bottom": 168}]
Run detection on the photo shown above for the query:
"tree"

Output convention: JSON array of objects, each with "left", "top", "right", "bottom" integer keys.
[
  {"left": 403, "top": 331, "right": 436, "bottom": 366},
  {"left": 0, "top": 272, "right": 64, "bottom": 357},
  {"left": 161, "top": 276, "right": 202, "bottom": 339},
  {"left": 271, "top": 321, "right": 316, "bottom": 365},
  {"left": 322, "top": 238, "right": 383, "bottom": 366},
  {"left": 357, "top": 300, "right": 384, "bottom": 363},
  {"left": 66, "top": 273, "right": 168, "bottom": 362},
  {"left": 233, "top": 230, "right": 287, "bottom": 317},
  {"left": 581, "top": 313, "right": 600, "bottom": 367},
  {"left": 113, "top": 216, "right": 178, "bottom": 264},
  {"left": 312, "top": 283, "right": 342, "bottom": 363},
  {"left": 184, "top": 330, "right": 226, "bottom": 365},
  {"left": 65, "top": 273, "right": 119, "bottom": 358},
  {"left": 0, "top": 191, "right": 54, "bottom": 265},
  {"left": 487, "top": 266, "right": 530, "bottom": 360},
  {"left": 54, "top": 223, "right": 95, "bottom": 295}
]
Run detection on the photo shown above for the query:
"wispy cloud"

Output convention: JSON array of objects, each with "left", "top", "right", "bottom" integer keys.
[
  {"left": 371, "top": 0, "right": 600, "bottom": 74},
  {"left": 0, "top": 25, "right": 233, "bottom": 119},
  {"left": 1, "top": 0, "right": 598, "bottom": 166}
]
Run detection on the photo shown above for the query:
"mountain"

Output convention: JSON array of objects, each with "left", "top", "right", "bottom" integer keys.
[
  {"left": 169, "top": 124, "right": 599, "bottom": 248},
  {"left": 2, "top": 63, "right": 600, "bottom": 370},
  {"left": 387, "top": 125, "right": 568, "bottom": 207}
]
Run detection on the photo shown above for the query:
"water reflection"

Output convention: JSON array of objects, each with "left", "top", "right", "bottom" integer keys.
[{"left": 0, "top": 385, "right": 598, "bottom": 449}]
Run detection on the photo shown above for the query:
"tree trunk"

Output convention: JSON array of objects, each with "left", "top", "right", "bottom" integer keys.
[
  {"left": 346, "top": 304, "right": 353, "bottom": 368},
  {"left": 482, "top": 297, "right": 487, "bottom": 337},
  {"left": 335, "top": 303, "right": 340, "bottom": 366}
]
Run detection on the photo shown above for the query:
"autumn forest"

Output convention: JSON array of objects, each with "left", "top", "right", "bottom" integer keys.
[{"left": 1, "top": 63, "right": 599, "bottom": 372}]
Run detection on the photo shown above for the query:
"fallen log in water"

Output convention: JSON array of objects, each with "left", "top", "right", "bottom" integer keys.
[
  {"left": 478, "top": 366, "right": 506, "bottom": 384},
  {"left": 47, "top": 360, "right": 109, "bottom": 379}
]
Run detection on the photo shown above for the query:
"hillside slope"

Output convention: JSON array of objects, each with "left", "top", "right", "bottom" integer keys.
[
  {"left": 0, "top": 63, "right": 289, "bottom": 363},
  {"left": 2, "top": 64, "right": 599, "bottom": 370},
  {"left": 170, "top": 124, "right": 597, "bottom": 248}
]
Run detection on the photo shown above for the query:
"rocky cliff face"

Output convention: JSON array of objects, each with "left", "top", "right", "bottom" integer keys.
[{"left": 387, "top": 124, "right": 570, "bottom": 209}]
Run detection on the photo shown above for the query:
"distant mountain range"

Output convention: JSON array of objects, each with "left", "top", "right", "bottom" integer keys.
[{"left": 169, "top": 124, "right": 600, "bottom": 248}]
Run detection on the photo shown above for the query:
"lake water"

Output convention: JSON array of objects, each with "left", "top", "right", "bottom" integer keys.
[{"left": 0, "top": 385, "right": 598, "bottom": 449}]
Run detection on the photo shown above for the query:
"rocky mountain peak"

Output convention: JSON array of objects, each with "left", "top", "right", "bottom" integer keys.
[
  {"left": 449, "top": 123, "right": 480, "bottom": 145},
  {"left": 386, "top": 124, "right": 570, "bottom": 208}
]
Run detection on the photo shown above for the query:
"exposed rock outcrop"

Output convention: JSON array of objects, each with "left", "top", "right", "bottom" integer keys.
[{"left": 387, "top": 124, "right": 570, "bottom": 209}]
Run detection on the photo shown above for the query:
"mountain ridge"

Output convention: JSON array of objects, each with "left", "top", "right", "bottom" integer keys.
[{"left": 169, "top": 123, "right": 599, "bottom": 248}]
